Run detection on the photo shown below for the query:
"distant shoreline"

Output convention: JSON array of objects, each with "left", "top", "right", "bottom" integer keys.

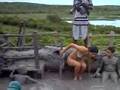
[{"left": 66, "top": 19, "right": 120, "bottom": 27}]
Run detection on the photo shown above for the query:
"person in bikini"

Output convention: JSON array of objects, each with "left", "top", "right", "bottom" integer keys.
[{"left": 60, "top": 43, "right": 98, "bottom": 80}]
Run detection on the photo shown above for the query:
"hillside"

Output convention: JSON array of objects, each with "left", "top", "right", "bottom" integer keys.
[
  {"left": 0, "top": 2, "right": 120, "bottom": 19},
  {"left": 0, "top": 2, "right": 70, "bottom": 14}
]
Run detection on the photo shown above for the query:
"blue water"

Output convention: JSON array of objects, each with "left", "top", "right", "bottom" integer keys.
[{"left": 67, "top": 20, "right": 120, "bottom": 27}]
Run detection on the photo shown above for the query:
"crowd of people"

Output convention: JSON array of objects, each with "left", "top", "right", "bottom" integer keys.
[
  {"left": 5, "top": 43, "right": 120, "bottom": 90},
  {"left": 66, "top": 0, "right": 120, "bottom": 83},
  {"left": 60, "top": 43, "right": 120, "bottom": 83}
]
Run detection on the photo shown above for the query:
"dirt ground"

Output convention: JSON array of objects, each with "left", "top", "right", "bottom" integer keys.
[{"left": 0, "top": 71, "right": 120, "bottom": 90}]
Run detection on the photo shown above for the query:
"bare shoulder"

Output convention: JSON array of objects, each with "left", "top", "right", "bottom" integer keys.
[
  {"left": 70, "top": 43, "right": 88, "bottom": 52},
  {"left": 78, "top": 46, "right": 88, "bottom": 52}
]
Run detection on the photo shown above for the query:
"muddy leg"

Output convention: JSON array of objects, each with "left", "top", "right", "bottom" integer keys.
[
  {"left": 79, "top": 61, "right": 87, "bottom": 79},
  {"left": 67, "top": 58, "right": 81, "bottom": 80}
]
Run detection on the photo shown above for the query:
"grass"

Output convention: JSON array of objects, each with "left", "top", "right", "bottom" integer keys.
[
  {"left": 1, "top": 24, "right": 120, "bottom": 47},
  {"left": 0, "top": 13, "right": 48, "bottom": 20}
]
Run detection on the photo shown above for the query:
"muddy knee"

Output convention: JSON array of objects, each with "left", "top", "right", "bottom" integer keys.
[
  {"left": 75, "top": 63, "right": 81, "bottom": 68},
  {"left": 81, "top": 62, "right": 87, "bottom": 69}
]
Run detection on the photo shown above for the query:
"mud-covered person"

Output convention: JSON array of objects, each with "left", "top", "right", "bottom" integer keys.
[
  {"left": 60, "top": 43, "right": 98, "bottom": 80},
  {"left": 0, "top": 55, "right": 5, "bottom": 75},
  {"left": 8, "top": 66, "right": 46, "bottom": 90},
  {"left": 7, "top": 78, "right": 22, "bottom": 90},
  {"left": 95, "top": 47, "right": 119, "bottom": 83},
  {"left": 8, "top": 66, "right": 38, "bottom": 85}
]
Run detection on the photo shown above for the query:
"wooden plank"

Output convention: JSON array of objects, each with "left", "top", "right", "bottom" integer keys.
[
  {"left": 4, "top": 56, "right": 35, "bottom": 60},
  {"left": 1, "top": 46, "right": 41, "bottom": 50}
]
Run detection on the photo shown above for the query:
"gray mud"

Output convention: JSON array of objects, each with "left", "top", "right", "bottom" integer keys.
[{"left": 1, "top": 72, "right": 120, "bottom": 90}]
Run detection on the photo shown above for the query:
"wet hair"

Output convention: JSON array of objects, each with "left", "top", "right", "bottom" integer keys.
[
  {"left": 88, "top": 46, "right": 98, "bottom": 53},
  {"left": 107, "top": 47, "right": 115, "bottom": 53}
]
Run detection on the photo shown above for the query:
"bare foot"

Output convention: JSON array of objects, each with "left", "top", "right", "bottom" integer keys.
[
  {"left": 73, "top": 77, "right": 77, "bottom": 80},
  {"left": 79, "top": 76, "right": 82, "bottom": 80},
  {"left": 73, "top": 76, "right": 82, "bottom": 80}
]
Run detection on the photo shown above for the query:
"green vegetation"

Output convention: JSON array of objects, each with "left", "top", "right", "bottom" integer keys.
[
  {"left": 89, "top": 6, "right": 120, "bottom": 20},
  {"left": 0, "top": 2, "right": 120, "bottom": 51}
]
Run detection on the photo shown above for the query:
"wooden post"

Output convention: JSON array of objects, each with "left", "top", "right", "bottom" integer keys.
[
  {"left": 109, "top": 31, "right": 115, "bottom": 47},
  {"left": 59, "top": 41, "right": 64, "bottom": 78},
  {"left": 87, "top": 33, "right": 92, "bottom": 47},
  {"left": 87, "top": 33, "right": 93, "bottom": 76},
  {"left": 17, "top": 21, "right": 25, "bottom": 47},
  {"left": 53, "top": 31, "right": 58, "bottom": 46},
  {"left": 32, "top": 32, "right": 39, "bottom": 69}
]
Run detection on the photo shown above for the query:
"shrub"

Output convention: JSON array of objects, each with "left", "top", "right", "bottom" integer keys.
[{"left": 46, "top": 14, "right": 62, "bottom": 23}]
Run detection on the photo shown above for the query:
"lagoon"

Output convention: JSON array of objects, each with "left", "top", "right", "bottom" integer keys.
[{"left": 67, "top": 20, "right": 120, "bottom": 27}]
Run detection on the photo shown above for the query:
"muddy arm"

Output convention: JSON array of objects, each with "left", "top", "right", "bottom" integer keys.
[
  {"left": 116, "top": 58, "right": 120, "bottom": 77},
  {"left": 60, "top": 43, "right": 87, "bottom": 55},
  {"left": 60, "top": 43, "right": 80, "bottom": 55},
  {"left": 94, "top": 59, "right": 104, "bottom": 76},
  {"left": 26, "top": 76, "right": 38, "bottom": 83},
  {"left": 9, "top": 69, "right": 16, "bottom": 78}
]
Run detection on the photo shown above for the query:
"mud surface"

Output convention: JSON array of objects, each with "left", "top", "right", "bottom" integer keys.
[{"left": 1, "top": 71, "right": 120, "bottom": 90}]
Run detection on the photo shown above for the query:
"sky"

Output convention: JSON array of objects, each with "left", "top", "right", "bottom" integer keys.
[{"left": 0, "top": 0, "right": 120, "bottom": 6}]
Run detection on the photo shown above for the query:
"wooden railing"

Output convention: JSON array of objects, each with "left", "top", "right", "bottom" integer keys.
[
  {"left": 0, "top": 31, "right": 58, "bottom": 70},
  {"left": 1, "top": 28, "right": 120, "bottom": 69}
]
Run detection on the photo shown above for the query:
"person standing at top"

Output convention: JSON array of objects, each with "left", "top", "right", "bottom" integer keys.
[{"left": 71, "top": 0, "right": 93, "bottom": 46}]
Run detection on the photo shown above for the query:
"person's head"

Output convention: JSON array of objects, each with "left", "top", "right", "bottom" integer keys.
[
  {"left": 17, "top": 65, "right": 27, "bottom": 75},
  {"left": 104, "top": 47, "right": 115, "bottom": 57},
  {"left": 80, "top": 46, "right": 98, "bottom": 60},
  {"left": 88, "top": 46, "right": 98, "bottom": 59},
  {"left": 8, "top": 80, "right": 21, "bottom": 90}
]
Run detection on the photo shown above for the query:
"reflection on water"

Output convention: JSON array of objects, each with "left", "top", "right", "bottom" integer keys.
[
  {"left": 67, "top": 20, "right": 120, "bottom": 27},
  {"left": 90, "top": 20, "right": 120, "bottom": 27}
]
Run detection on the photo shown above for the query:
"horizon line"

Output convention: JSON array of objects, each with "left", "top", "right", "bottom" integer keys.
[{"left": 0, "top": 1, "right": 120, "bottom": 6}]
